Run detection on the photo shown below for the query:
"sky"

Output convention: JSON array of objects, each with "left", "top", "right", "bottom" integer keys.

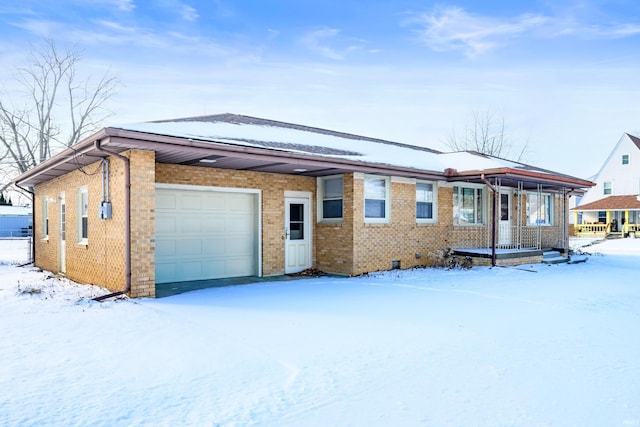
[{"left": 1, "top": 0, "right": 640, "bottom": 179}]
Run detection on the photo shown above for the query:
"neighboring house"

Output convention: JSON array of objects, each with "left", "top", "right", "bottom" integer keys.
[
  {"left": 573, "top": 133, "right": 640, "bottom": 238},
  {"left": 0, "top": 205, "right": 32, "bottom": 238},
  {"left": 14, "top": 114, "right": 593, "bottom": 298}
]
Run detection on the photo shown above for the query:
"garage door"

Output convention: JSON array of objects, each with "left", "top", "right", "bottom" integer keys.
[{"left": 155, "top": 187, "right": 258, "bottom": 284}]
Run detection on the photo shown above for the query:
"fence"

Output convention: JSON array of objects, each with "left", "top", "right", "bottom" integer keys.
[
  {"left": 0, "top": 236, "right": 33, "bottom": 264},
  {"left": 0, "top": 216, "right": 33, "bottom": 238}
]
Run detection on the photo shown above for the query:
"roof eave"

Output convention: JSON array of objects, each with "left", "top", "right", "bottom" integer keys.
[
  {"left": 447, "top": 167, "right": 594, "bottom": 189},
  {"left": 13, "top": 129, "right": 111, "bottom": 188},
  {"left": 14, "top": 127, "right": 447, "bottom": 187}
]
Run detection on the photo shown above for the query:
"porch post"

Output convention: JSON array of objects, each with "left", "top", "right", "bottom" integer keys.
[
  {"left": 480, "top": 174, "right": 497, "bottom": 266},
  {"left": 625, "top": 210, "right": 629, "bottom": 234},
  {"left": 491, "top": 180, "right": 497, "bottom": 266}
]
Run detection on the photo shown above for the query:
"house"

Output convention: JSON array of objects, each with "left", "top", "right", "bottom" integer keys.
[
  {"left": 573, "top": 133, "right": 640, "bottom": 238},
  {"left": 14, "top": 114, "right": 593, "bottom": 298},
  {"left": 0, "top": 205, "right": 32, "bottom": 238}
]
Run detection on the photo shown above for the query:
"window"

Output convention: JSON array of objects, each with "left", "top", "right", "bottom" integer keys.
[
  {"left": 43, "top": 197, "right": 49, "bottom": 239},
  {"left": 453, "top": 185, "right": 484, "bottom": 225},
  {"left": 318, "top": 175, "right": 343, "bottom": 221},
  {"left": 598, "top": 211, "right": 607, "bottom": 223},
  {"left": 364, "top": 176, "right": 390, "bottom": 222},
  {"left": 622, "top": 154, "right": 629, "bottom": 165},
  {"left": 77, "top": 187, "right": 88, "bottom": 243},
  {"left": 527, "top": 193, "right": 554, "bottom": 225},
  {"left": 289, "top": 203, "right": 304, "bottom": 240},
  {"left": 603, "top": 181, "right": 612, "bottom": 195},
  {"left": 416, "top": 181, "right": 437, "bottom": 222}
]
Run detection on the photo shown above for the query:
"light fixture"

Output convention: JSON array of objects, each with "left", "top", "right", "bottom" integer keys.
[
  {"left": 293, "top": 168, "right": 307, "bottom": 172},
  {"left": 199, "top": 159, "right": 217, "bottom": 163}
]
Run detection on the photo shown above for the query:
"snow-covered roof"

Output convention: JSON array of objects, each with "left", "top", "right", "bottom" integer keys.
[
  {"left": 116, "top": 114, "right": 452, "bottom": 173},
  {"left": 15, "top": 113, "right": 594, "bottom": 190},
  {"left": 114, "top": 114, "right": 576, "bottom": 181}
]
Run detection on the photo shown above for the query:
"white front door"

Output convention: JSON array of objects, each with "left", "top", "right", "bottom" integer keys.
[
  {"left": 59, "top": 193, "right": 66, "bottom": 274},
  {"left": 498, "top": 190, "right": 512, "bottom": 246},
  {"left": 285, "top": 195, "right": 311, "bottom": 274}
]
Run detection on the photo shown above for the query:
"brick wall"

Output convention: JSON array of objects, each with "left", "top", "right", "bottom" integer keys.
[
  {"left": 129, "top": 150, "right": 156, "bottom": 298},
  {"left": 316, "top": 173, "right": 355, "bottom": 275},
  {"left": 350, "top": 175, "right": 455, "bottom": 275},
  {"left": 34, "top": 152, "right": 133, "bottom": 293}
]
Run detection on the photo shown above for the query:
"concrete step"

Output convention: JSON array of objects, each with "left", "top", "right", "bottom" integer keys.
[
  {"left": 568, "top": 254, "right": 588, "bottom": 264},
  {"left": 542, "top": 250, "right": 569, "bottom": 264}
]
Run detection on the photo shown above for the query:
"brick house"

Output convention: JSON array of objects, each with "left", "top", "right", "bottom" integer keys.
[{"left": 14, "top": 114, "right": 593, "bottom": 298}]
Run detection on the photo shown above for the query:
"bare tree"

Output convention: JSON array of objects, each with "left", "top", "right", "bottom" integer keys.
[
  {"left": 445, "top": 109, "right": 528, "bottom": 161},
  {"left": 0, "top": 39, "right": 118, "bottom": 193}
]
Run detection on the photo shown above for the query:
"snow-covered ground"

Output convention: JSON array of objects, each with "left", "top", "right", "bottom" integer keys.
[{"left": 1, "top": 238, "right": 639, "bottom": 427}]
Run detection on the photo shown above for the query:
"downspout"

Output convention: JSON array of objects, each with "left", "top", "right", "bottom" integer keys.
[
  {"left": 15, "top": 183, "right": 35, "bottom": 265},
  {"left": 562, "top": 189, "right": 568, "bottom": 250},
  {"left": 481, "top": 174, "right": 497, "bottom": 267},
  {"left": 92, "top": 140, "right": 131, "bottom": 301}
]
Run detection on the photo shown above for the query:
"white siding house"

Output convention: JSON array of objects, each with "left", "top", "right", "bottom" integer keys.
[{"left": 573, "top": 133, "right": 640, "bottom": 236}]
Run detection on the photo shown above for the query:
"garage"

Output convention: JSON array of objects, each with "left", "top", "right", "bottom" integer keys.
[{"left": 155, "top": 185, "right": 260, "bottom": 285}]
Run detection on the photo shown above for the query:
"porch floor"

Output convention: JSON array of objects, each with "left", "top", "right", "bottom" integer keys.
[
  {"left": 453, "top": 248, "right": 543, "bottom": 257},
  {"left": 452, "top": 247, "right": 555, "bottom": 266}
]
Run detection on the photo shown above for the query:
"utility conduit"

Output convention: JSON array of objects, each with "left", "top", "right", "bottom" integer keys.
[{"left": 93, "top": 140, "right": 131, "bottom": 301}]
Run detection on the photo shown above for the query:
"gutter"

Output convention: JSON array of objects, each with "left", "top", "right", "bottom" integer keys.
[
  {"left": 449, "top": 167, "right": 595, "bottom": 188},
  {"left": 14, "top": 129, "right": 109, "bottom": 186},
  {"left": 92, "top": 140, "right": 131, "bottom": 301},
  {"left": 14, "top": 182, "right": 35, "bottom": 265},
  {"left": 480, "top": 174, "right": 497, "bottom": 267}
]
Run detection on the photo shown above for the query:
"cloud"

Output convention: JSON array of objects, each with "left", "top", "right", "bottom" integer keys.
[
  {"left": 299, "top": 28, "right": 363, "bottom": 60},
  {"left": 587, "top": 23, "right": 640, "bottom": 38},
  {"left": 113, "top": 0, "right": 135, "bottom": 12},
  {"left": 407, "top": 6, "right": 548, "bottom": 58},
  {"left": 157, "top": 0, "right": 199, "bottom": 22},
  {"left": 406, "top": 6, "right": 640, "bottom": 58},
  {"left": 76, "top": 0, "right": 135, "bottom": 12}
]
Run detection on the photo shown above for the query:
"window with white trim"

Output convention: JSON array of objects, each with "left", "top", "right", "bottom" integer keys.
[
  {"left": 77, "top": 187, "right": 88, "bottom": 243},
  {"left": 622, "top": 154, "right": 629, "bottom": 165},
  {"left": 43, "top": 197, "right": 49, "bottom": 239},
  {"left": 416, "top": 181, "right": 437, "bottom": 223},
  {"left": 598, "top": 211, "right": 606, "bottom": 223},
  {"left": 453, "top": 185, "right": 484, "bottom": 225},
  {"left": 364, "top": 176, "right": 390, "bottom": 222},
  {"left": 527, "top": 193, "right": 554, "bottom": 225},
  {"left": 603, "top": 181, "right": 612, "bottom": 195},
  {"left": 318, "top": 175, "right": 343, "bottom": 221}
]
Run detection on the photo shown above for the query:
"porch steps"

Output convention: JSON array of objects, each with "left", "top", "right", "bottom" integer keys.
[{"left": 542, "top": 250, "right": 569, "bottom": 265}]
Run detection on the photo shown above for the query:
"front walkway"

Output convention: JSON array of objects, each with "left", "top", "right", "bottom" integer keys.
[{"left": 156, "top": 272, "right": 334, "bottom": 297}]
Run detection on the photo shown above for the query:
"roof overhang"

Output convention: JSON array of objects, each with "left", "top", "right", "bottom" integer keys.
[
  {"left": 14, "top": 126, "right": 596, "bottom": 193},
  {"left": 444, "top": 168, "right": 594, "bottom": 193},
  {"left": 14, "top": 128, "right": 447, "bottom": 188}
]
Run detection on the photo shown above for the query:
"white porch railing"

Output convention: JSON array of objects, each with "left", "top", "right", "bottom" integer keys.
[
  {"left": 497, "top": 225, "right": 542, "bottom": 250},
  {"left": 453, "top": 224, "right": 560, "bottom": 250}
]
